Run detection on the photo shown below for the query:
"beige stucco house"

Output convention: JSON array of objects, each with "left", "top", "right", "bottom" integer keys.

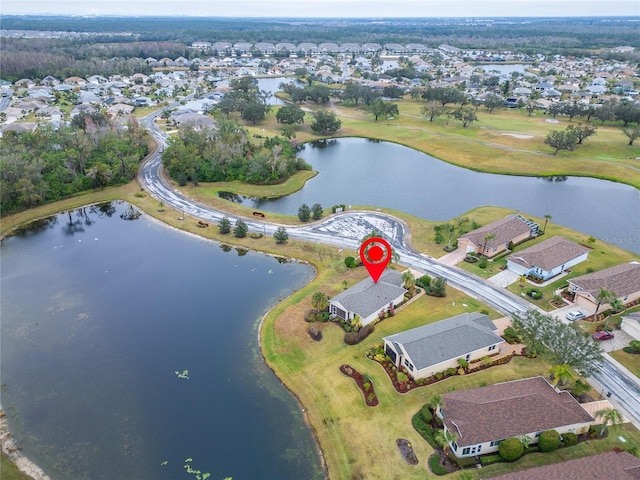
[
  {"left": 621, "top": 312, "right": 640, "bottom": 341},
  {"left": 457, "top": 214, "right": 539, "bottom": 258},
  {"left": 567, "top": 262, "right": 640, "bottom": 311},
  {"left": 438, "top": 377, "right": 593, "bottom": 459},
  {"left": 382, "top": 312, "right": 505, "bottom": 380}
]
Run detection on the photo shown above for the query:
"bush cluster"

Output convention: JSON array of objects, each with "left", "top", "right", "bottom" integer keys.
[
  {"left": 344, "top": 256, "right": 358, "bottom": 268},
  {"left": 502, "top": 326, "right": 521, "bottom": 344},
  {"left": 415, "top": 275, "right": 432, "bottom": 288},
  {"left": 527, "top": 289, "right": 543, "bottom": 300},
  {"left": 538, "top": 429, "right": 561, "bottom": 452},
  {"left": 344, "top": 324, "right": 374, "bottom": 345},
  {"left": 498, "top": 437, "right": 524, "bottom": 461},
  {"left": 562, "top": 432, "right": 578, "bottom": 447},
  {"left": 428, "top": 454, "right": 448, "bottom": 476},
  {"left": 411, "top": 413, "right": 439, "bottom": 449}
]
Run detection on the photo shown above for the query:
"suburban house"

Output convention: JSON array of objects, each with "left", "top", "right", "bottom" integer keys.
[
  {"left": 485, "top": 451, "right": 640, "bottom": 480},
  {"left": 506, "top": 236, "right": 590, "bottom": 281},
  {"left": 567, "top": 262, "right": 640, "bottom": 311},
  {"left": 437, "top": 376, "right": 593, "bottom": 458},
  {"left": 329, "top": 269, "right": 406, "bottom": 327},
  {"left": 457, "top": 214, "right": 540, "bottom": 258},
  {"left": 382, "top": 312, "right": 505, "bottom": 379},
  {"left": 621, "top": 312, "right": 640, "bottom": 341}
]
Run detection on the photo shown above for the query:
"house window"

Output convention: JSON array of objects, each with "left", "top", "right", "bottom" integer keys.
[
  {"left": 385, "top": 345, "right": 397, "bottom": 363},
  {"left": 490, "top": 439, "right": 502, "bottom": 447},
  {"left": 488, "top": 345, "right": 496, "bottom": 351},
  {"left": 451, "top": 442, "right": 458, "bottom": 452},
  {"left": 465, "top": 354, "right": 471, "bottom": 361},
  {"left": 462, "top": 447, "right": 471, "bottom": 456},
  {"left": 404, "top": 359, "right": 414, "bottom": 371}
]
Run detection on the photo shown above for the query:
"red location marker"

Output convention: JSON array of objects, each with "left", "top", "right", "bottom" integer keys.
[{"left": 359, "top": 237, "right": 392, "bottom": 283}]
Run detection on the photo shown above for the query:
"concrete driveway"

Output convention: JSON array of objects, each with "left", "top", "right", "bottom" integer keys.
[{"left": 487, "top": 269, "right": 520, "bottom": 288}]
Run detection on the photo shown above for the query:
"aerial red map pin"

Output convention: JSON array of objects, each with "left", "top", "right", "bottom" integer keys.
[{"left": 359, "top": 237, "right": 392, "bottom": 283}]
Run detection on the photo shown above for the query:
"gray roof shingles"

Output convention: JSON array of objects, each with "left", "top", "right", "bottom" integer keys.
[
  {"left": 384, "top": 313, "right": 503, "bottom": 371},
  {"left": 459, "top": 215, "right": 533, "bottom": 250},
  {"left": 330, "top": 269, "right": 405, "bottom": 319}
]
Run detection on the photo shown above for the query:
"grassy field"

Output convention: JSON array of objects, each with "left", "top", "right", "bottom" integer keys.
[
  {"left": 610, "top": 350, "right": 640, "bottom": 379},
  {"left": 0, "top": 453, "right": 32, "bottom": 480}
]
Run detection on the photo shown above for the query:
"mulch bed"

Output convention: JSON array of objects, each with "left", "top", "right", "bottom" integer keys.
[
  {"left": 339, "top": 364, "right": 379, "bottom": 407},
  {"left": 396, "top": 438, "right": 418, "bottom": 465}
]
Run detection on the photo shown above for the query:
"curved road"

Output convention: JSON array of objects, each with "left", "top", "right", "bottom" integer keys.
[{"left": 139, "top": 110, "right": 640, "bottom": 428}]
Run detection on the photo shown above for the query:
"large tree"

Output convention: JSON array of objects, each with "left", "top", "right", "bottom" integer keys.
[
  {"left": 275, "top": 104, "right": 305, "bottom": 125},
  {"left": 622, "top": 123, "right": 640, "bottom": 146},
  {"left": 452, "top": 107, "right": 478, "bottom": 127},
  {"left": 310, "top": 110, "right": 341, "bottom": 135},
  {"left": 512, "top": 310, "right": 604, "bottom": 376},
  {"left": 483, "top": 93, "right": 504, "bottom": 113},
  {"left": 566, "top": 123, "right": 597, "bottom": 144},
  {"left": 421, "top": 100, "right": 445, "bottom": 122},
  {"left": 544, "top": 129, "right": 577, "bottom": 155},
  {"left": 366, "top": 98, "right": 398, "bottom": 121}
]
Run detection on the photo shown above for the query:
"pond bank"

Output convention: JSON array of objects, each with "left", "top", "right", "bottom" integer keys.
[{"left": 1, "top": 410, "right": 50, "bottom": 480}]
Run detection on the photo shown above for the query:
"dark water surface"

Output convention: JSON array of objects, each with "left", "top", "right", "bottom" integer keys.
[
  {"left": 0, "top": 202, "right": 321, "bottom": 480},
  {"left": 226, "top": 138, "right": 640, "bottom": 254}
]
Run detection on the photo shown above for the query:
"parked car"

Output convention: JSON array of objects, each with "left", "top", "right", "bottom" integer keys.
[
  {"left": 566, "top": 310, "right": 586, "bottom": 322},
  {"left": 592, "top": 331, "right": 614, "bottom": 341}
]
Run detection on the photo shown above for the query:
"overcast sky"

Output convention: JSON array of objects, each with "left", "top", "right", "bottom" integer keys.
[{"left": 2, "top": 0, "right": 638, "bottom": 18}]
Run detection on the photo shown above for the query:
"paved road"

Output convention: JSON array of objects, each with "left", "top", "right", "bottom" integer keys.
[{"left": 138, "top": 110, "right": 640, "bottom": 428}]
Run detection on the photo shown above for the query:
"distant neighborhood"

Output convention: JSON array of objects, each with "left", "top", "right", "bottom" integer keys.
[{"left": 1, "top": 40, "right": 638, "bottom": 133}]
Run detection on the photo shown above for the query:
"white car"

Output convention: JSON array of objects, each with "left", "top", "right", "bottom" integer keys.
[{"left": 566, "top": 310, "right": 586, "bottom": 322}]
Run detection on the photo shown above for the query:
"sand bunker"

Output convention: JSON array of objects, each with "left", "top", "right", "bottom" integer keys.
[
  {"left": 500, "top": 133, "right": 534, "bottom": 139},
  {"left": 545, "top": 118, "right": 560, "bottom": 124}
]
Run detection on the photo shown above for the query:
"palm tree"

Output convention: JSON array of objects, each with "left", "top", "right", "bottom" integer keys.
[
  {"left": 401, "top": 269, "right": 416, "bottom": 294},
  {"left": 483, "top": 232, "right": 496, "bottom": 256},
  {"left": 543, "top": 214, "right": 552, "bottom": 233},
  {"left": 594, "top": 408, "right": 623, "bottom": 436},
  {"left": 547, "top": 364, "right": 573, "bottom": 387},
  {"left": 604, "top": 298, "right": 624, "bottom": 329},
  {"left": 595, "top": 288, "right": 616, "bottom": 316}
]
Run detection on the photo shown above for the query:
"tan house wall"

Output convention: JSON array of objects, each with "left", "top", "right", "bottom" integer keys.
[
  {"left": 621, "top": 318, "right": 640, "bottom": 341},
  {"left": 574, "top": 290, "right": 640, "bottom": 312},
  {"left": 458, "top": 230, "right": 531, "bottom": 258},
  {"left": 408, "top": 341, "right": 505, "bottom": 380}
]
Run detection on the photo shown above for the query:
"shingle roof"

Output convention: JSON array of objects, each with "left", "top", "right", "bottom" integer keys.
[
  {"left": 441, "top": 377, "right": 593, "bottom": 447},
  {"left": 383, "top": 313, "right": 503, "bottom": 370},
  {"left": 459, "top": 215, "right": 536, "bottom": 250},
  {"left": 330, "top": 269, "right": 405, "bottom": 319},
  {"left": 568, "top": 262, "right": 640, "bottom": 299},
  {"left": 508, "top": 236, "right": 590, "bottom": 272},
  {"left": 485, "top": 451, "right": 640, "bottom": 480}
]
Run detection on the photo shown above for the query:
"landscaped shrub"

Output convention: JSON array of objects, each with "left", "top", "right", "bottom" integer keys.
[
  {"left": 428, "top": 454, "right": 448, "bottom": 476},
  {"left": 344, "top": 256, "right": 357, "bottom": 268},
  {"left": 416, "top": 275, "right": 432, "bottom": 288},
  {"left": 478, "top": 256, "right": 488, "bottom": 269},
  {"left": 317, "top": 311, "right": 330, "bottom": 322},
  {"left": 623, "top": 340, "right": 640, "bottom": 355},
  {"left": 538, "top": 429, "right": 561, "bottom": 452},
  {"left": 502, "top": 326, "right": 521, "bottom": 344},
  {"left": 420, "top": 405, "right": 433, "bottom": 424},
  {"left": 464, "top": 255, "right": 478, "bottom": 263},
  {"left": 498, "top": 437, "right": 524, "bottom": 462},
  {"left": 344, "top": 324, "right": 374, "bottom": 345},
  {"left": 527, "top": 289, "right": 543, "bottom": 300},
  {"left": 562, "top": 432, "right": 578, "bottom": 447},
  {"left": 411, "top": 413, "right": 439, "bottom": 449}
]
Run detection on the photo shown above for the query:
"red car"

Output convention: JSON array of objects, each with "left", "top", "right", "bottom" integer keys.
[{"left": 592, "top": 331, "right": 614, "bottom": 341}]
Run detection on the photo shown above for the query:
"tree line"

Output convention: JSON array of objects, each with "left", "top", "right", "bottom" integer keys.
[
  {"left": 0, "top": 112, "right": 148, "bottom": 215},
  {"left": 161, "top": 119, "right": 311, "bottom": 185}
]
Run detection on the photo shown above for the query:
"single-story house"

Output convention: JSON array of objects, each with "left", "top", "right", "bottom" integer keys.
[
  {"left": 567, "top": 262, "right": 640, "bottom": 311},
  {"left": 485, "top": 451, "right": 640, "bottom": 480},
  {"left": 382, "top": 312, "right": 505, "bottom": 379},
  {"left": 438, "top": 376, "right": 593, "bottom": 459},
  {"left": 170, "top": 112, "right": 216, "bottom": 129},
  {"left": 621, "top": 312, "right": 640, "bottom": 341},
  {"left": 329, "top": 269, "right": 406, "bottom": 327},
  {"left": 457, "top": 214, "right": 539, "bottom": 258},
  {"left": 506, "top": 236, "right": 590, "bottom": 281}
]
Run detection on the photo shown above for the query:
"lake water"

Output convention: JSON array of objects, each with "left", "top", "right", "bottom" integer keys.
[
  {"left": 223, "top": 138, "right": 640, "bottom": 254},
  {"left": 476, "top": 63, "right": 532, "bottom": 76},
  {"left": 256, "top": 77, "right": 305, "bottom": 105},
  {"left": 0, "top": 202, "right": 322, "bottom": 480}
]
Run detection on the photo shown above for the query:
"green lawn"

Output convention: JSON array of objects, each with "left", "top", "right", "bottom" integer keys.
[{"left": 1, "top": 453, "right": 33, "bottom": 480}]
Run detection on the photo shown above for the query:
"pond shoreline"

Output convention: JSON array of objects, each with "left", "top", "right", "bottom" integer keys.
[{"left": 1, "top": 409, "right": 50, "bottom": 480}]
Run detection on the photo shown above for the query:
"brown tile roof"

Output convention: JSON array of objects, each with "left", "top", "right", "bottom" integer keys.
[
  {"left": 508, "top": 236, "right": 590, "bottom": 272},
  {"left": 459, "top": 215, "right": 533, "bottom": 250},
  {"left": 568, "top": 262, "right": 640, "bottom": 299},
  {"left": 484, "top": 451, "right": 640, "bottom": 480},
  {"left": 441, "top": 377, "right": 592, "bottom": 448}
]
